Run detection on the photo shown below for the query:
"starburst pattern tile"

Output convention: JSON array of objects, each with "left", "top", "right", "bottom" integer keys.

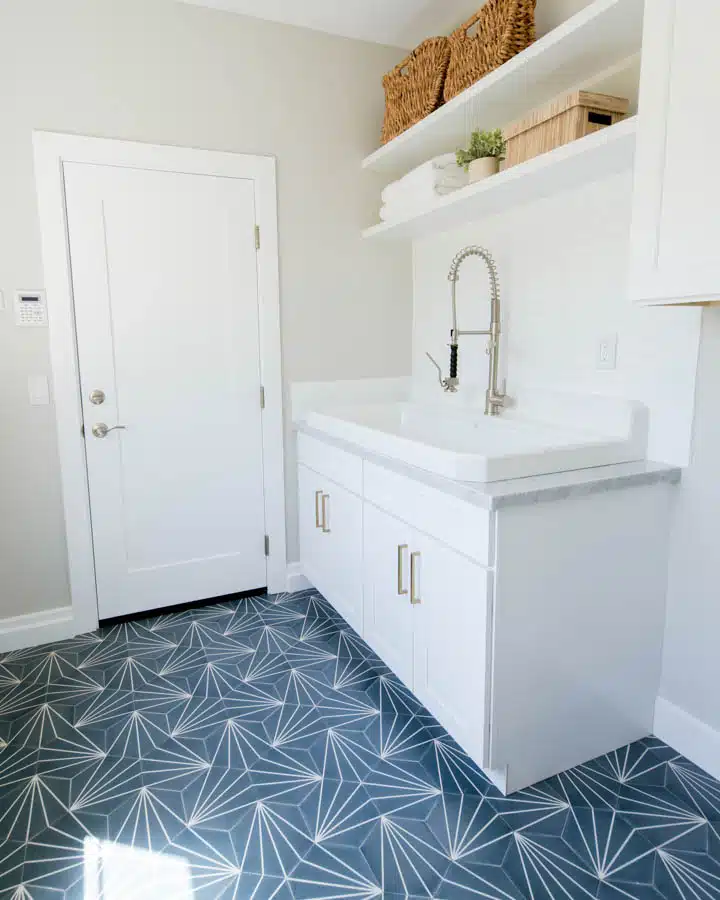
[{"left": 0, "top": 589, "right": 718, "bottom": 899}]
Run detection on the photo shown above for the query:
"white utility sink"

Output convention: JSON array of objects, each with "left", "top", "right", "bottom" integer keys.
[{"left": 306, "top": 399, "right": 647, "bottom": 483}]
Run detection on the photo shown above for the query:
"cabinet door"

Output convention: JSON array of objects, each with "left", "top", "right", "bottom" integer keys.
[
  {"left": 630, "top": 0, "right": 720, "bottom": 304},
  {"left": 413, "top": 533, "right": 491, "bottom": 767},
  {"left": 317, "top": 481, "right": 363, "bottom": 634},
  {"left": 298, "top": 463, "right": 323, "bottom": 586},
  {"left": 297, "top": 464, "right": 363, "bottom": 634},
  {"left": 363, "top": 504, "right": 415, "bottom": 689}
]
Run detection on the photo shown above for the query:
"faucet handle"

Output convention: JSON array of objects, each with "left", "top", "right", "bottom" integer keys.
[{"left": 486, "top": 379, "right": 508, "bottom": 415}]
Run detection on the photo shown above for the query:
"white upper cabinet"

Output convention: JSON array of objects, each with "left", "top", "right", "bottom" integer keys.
[{"left": 630, "top": 0, "right": 720, "bottom": 305}]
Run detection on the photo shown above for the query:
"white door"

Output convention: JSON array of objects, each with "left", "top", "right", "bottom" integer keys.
[
  {"left": 363, "top": 504, "right": 415, "bottom": 688},
  {"left": 63, "top": 162, "right": 267, "bottom": 620},
  {"left": 413, "top": 533, "right": 491, "bottom": 766}
]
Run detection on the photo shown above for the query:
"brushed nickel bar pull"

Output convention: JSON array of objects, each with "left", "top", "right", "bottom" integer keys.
[
  {"left": 315, "top": 491, "right": 323, "bottom": 529},
  {"left": 321, "top": 494, "right": 331, "bottom": 533},
  {"left": 410, "top": 551, "right": 422, "bottom": 605},
  {"left": 397, "top": 545, "right": 409, "bottom": 596}
]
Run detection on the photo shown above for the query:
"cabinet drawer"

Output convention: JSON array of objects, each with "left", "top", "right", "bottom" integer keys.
[
  {"left": 364, "top": 461, "right": 492, "bottom": 566},
  {"left": 297, "top": 432, "right": 362, "bottom": 495}
]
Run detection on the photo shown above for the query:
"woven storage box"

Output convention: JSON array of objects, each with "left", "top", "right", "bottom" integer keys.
[
  {"left": 504, "top": 91, "right": 630, "bottom": 168},
  {"left": 381, "top": 38, "right": 451, "bottom": 145},
  {"left": 444, "top": 0, "right": 536, "bottom": 102}
]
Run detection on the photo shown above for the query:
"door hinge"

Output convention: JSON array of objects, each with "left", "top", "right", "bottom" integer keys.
[
  {"left": 260, "top": 386, "right": 266, "bottom": 409},
  {"left": 254, "top": 225, "right": 261, "bottom": 251},
  {"left": 264, "top": 535, "right": 270, "bottom": 557}
]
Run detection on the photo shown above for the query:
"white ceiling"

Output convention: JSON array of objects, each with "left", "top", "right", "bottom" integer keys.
[{"left": 176, "top": 0, "right": 483, "bottom": 48}]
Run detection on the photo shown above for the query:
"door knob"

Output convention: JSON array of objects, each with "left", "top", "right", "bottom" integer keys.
[
  {"left": 91, "top": 423, "right": 127, "bottom": 439},
  {"left": 89, "top": 390, "right": 106, "bottom": 406}
]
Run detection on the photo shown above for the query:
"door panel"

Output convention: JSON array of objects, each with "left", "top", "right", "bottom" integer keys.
[
  {"left": 298, "top": 466, "right": 363, "bottom": 635},
  {"left": 298, "top": 463, "right": 323, "bottom": 593},
  {"left": 630, "top": 0, "right": 720, "bottom": 303},
  {"left": 413, "top": 534, "right": 490, "bottom": 766},
  {"left": 317, "top": 482, "right": 363, "bottom": 634},
  {"left": 64, "top": 162, "right": 267, "bottom": 619},
  {"left": 363, "top": 504, "right": 415, "bottom": 689}
]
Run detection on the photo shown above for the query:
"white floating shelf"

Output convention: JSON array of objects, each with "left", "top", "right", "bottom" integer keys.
[
  {"left": 362, "top": 117, "right": 637, "bottom": 241},
  {"left": 362, "top": 0, "right": 644, "bottom": 177}
]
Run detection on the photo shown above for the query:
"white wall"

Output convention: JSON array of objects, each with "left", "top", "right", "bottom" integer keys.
[
  {"left": 660, "top": 309, "right": 720, "bottom": 735},
  {"left": 412, "top": 172, "right": 700, "bottom": 465},
  {"left": 0, "top": 0, "right": 412, "bottom": 619}
]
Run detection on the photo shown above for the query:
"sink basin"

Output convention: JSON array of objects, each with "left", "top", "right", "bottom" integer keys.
[{"left": 305, "top": 401, "right": 646, "bottom": 483}]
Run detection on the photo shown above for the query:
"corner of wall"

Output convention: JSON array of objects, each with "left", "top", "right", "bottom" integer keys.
[{"left": 654, "top": 695, "right": 720, "bottom": 782}]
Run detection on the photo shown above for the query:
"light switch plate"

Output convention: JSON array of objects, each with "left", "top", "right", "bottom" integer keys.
[
  {"left": 596, "top": 333, "right": 618, "bottom": 370},
  {"left": 28, "top": 375, "right": 50, "bottom": 406}
]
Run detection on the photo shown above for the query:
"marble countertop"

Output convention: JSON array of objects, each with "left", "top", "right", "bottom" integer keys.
[{"left": 296, "top": 422, "right": 682, "bottom": 511}]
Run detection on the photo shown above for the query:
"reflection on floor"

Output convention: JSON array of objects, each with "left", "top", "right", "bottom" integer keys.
[{"left": 0, "top": 589, "right": 718, "bottom": 899}]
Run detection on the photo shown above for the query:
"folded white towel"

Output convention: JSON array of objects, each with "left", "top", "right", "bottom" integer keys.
[
  {"left": 382, "top": 154, "right": 465, "bottom": 206},
  {"left": 380, "top": 183, "right": 463, "bottom": 222}
]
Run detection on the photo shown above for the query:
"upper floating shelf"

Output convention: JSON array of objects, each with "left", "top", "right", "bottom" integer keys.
[
  {"left": 362, "top": 0, "right": 645, "bottom": 177},
  {"left": 362, "top": 117, "right": 637, "bottom": 241}
]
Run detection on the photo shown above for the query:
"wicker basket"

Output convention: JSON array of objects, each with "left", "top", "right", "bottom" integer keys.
[
  {"left": 381, "top": 38, "right": 451, "bottom": 145},
  {"left": 444, "top": 0, "right": 537, "bottom": 102}
]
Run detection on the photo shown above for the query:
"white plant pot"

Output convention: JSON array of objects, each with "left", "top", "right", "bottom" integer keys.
[{"left": 469, "top": 157, "right": 500, "bottom": 183}]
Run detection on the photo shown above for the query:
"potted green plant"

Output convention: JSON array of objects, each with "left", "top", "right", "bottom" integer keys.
[{"left": 456, "top": 129, "right": 507, "bottom": 183}]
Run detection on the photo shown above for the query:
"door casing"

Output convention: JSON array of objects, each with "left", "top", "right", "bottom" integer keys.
[{"left": 33, "top": 131, "right": 287, "bottom": 636}]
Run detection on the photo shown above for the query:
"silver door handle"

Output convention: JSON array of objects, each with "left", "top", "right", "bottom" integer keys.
[
  {"left": 91, "top": 423, "right": 127, "bottom": 439},
  {"left": 410, "top": 551, "right": 422, "bottom": 605},
  {"left": 397, "top": 544, "right": 409, "bottom": 596}
]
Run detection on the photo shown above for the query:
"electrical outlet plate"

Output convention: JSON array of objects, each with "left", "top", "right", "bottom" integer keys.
[{"left": 597, "top": 333, "right": 618, "bottom": 370}]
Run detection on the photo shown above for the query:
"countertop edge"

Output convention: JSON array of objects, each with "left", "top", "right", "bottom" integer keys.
[{"left": 294, "top": 422, "right": 682, "bottom": 511}]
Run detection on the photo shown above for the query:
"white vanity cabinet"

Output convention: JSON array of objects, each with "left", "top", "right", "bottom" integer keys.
[
  {"left": 362, "top": 503, "right": 416, "bottom": 688},
  {"left": 296, "top": 430, "right": 675, "bottom": 794},
  {"left": 630, "top": 0, "right": 720, "bottom": 305},
  {"left": 411, "top": 530, "right": 491, "bottom": 767},
  {"left": 297, "top": 435, "right": 363, "bottom": 634},
  {"left": 363, "top": 500, "right": 490, "bottom": 766}
]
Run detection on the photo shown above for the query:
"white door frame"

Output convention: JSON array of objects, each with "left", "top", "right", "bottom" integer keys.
[{"left": 33, "top": 131, "right": 287, "bottom": 635}]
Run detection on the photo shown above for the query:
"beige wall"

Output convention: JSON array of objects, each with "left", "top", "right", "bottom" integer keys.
[{"left": 0, "top": 0, "right": 412, "bottom": 618}]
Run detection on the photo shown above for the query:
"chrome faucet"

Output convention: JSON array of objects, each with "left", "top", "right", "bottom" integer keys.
[{"left": 426, "top": 245, "right": 506, "bottom": 417}]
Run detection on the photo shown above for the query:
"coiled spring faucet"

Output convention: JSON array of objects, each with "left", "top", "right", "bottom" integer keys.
[{"left": 427, "top": 245, "right": 506, "bottom": 417}]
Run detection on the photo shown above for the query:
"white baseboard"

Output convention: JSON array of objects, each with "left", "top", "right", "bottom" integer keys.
[
  {"left": 654, "top": 696, "right": 720, "bottom": 781},
  {"left": 0, "top": 606, "right": 76, "bottom": 655},
  {"left": 286, "top": 562, "right": 312, "bottom": 593}
]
